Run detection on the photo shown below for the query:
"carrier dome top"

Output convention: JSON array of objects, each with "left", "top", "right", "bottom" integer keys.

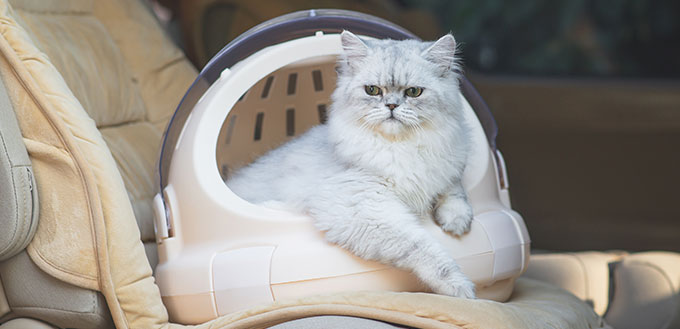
[{"left": 158, "top": 9, "right": 498, "bottom": 191}]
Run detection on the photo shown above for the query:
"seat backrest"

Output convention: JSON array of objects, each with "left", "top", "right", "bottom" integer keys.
[
  {"left": 0, "top": 0, "right": 196, "bottom": 327},
  {"left": 8, "top": 0, "right": 196, "bottom": 269}
]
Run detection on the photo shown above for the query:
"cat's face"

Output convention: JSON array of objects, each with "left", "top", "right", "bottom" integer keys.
[{"left": 331, "top": 31, "right": 461, "bottom": 140}]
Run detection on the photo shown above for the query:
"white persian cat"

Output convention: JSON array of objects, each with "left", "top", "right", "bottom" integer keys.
[{"left": 227, "top": 31, "right": 475, "bottom": 298}]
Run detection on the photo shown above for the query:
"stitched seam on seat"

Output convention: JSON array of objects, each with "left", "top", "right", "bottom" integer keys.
[
  {"left": 97, "top": 119, "right": 145, "bottom": 130},
  {"left": 17, "top": 166, "right": 27, "bottom": 254},
  {"left": 0, "top": 131, "right": 20, "bottom": 256},
  {"left": 151, "top": 56, "right": 184, "bottom": 75},
  {"left": 11, "top": 305, "right": 97, "bottom": 315},
  {"left": 16, "top": 165, "right": 33, "bottom": 253}
]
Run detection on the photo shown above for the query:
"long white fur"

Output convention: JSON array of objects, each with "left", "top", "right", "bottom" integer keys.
[{"left": 227, "top": 31, "right": 475, "bottom": 298}]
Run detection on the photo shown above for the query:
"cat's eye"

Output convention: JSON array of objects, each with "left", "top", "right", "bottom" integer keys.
[
  {"left": 364, "top": 85, "right": 382, "bottom": 96},
  {"left": 405, "top": 87, "right": 423, "bottom": 97}
]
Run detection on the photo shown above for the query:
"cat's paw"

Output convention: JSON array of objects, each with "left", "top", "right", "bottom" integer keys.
[
  {"left": 428, "top": 264, "right": 476, "bottom": 299},
  {"left": 434, "top": 197, "right": 473, "bottom": 236}
]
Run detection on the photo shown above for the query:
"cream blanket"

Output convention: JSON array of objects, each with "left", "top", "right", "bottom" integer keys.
[{"left": 191, "top": 278, "right": 609, "bottom": 329}]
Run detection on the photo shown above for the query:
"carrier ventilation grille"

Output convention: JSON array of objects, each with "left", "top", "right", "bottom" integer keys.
[{"left": 216, "top": 58, "right": 337, "bottom": 180}]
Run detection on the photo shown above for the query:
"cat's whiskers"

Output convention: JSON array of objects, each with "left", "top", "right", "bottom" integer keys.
[
  {"left": 396, "top": 111, "right": 418, "bottom": 124},
  {"left": 358, "top": 120, "right": 374, "bottom": 132},
  {"left": 363, "top": 110, "right": 390, "bottom": 125},
  {"left": 358, "top": 112, "right": 386, "bottom": 132},
  {"left": 394, "top": 111, "right": 424, "bottom": 133}
]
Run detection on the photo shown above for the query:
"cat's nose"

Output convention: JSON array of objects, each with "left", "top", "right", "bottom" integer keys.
[{"left": 386, "top": 104, "right": 398, "bottom": 111}]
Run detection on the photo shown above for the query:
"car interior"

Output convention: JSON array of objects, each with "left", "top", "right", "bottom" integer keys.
[{"left": 0, "top": 0, "right": 678, "bottom": 328}]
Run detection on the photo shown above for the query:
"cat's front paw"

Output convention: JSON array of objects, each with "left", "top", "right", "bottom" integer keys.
[
  {"left": 434, "top": 197, "right": 473, "bottom": 236},
  {"left": 429, "top": 264, "right": 476, "bottom": 299}
]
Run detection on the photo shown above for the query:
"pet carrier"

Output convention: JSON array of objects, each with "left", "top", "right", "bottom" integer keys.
[{"left": 154, "top": 9, "right": 530, "bottom": 324}]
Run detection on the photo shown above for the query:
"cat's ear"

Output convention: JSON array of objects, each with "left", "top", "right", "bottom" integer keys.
[
  {"left": 340, "top": 30, "right": 369, "bottom": 70},
  {"left": 422, "top": 34, "right": 458, "bottom": 74}
]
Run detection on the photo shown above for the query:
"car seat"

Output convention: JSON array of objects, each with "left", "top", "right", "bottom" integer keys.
[{"left": 0, "top": 0, "right": 676, "bottom": 328}]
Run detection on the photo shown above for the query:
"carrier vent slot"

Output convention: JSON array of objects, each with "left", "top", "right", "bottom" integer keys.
[
  {"left": 225, "top": 115, "right": 237, "bottom": 144},
  {"left": 317, "top": 104, "right": 327, "bottom": 124},
  {"left": 261, "top": 76, "right": 274, "bottom": 98},
  {"left": 286, "top": 108, "right": 295, "bottom": 136},
  {"left": 287, "top": 73, "right": 297, "bottom": 95},
  {"left": 254, "top": 112, "right": 264, "bottom": 141},
  {"left": 312, "top": 70, "right": 323, "bottom": 91}
]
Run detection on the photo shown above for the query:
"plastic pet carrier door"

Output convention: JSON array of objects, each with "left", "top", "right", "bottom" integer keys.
[{"left": 154, "top": 9, "right": 530, "bottom": 324}]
